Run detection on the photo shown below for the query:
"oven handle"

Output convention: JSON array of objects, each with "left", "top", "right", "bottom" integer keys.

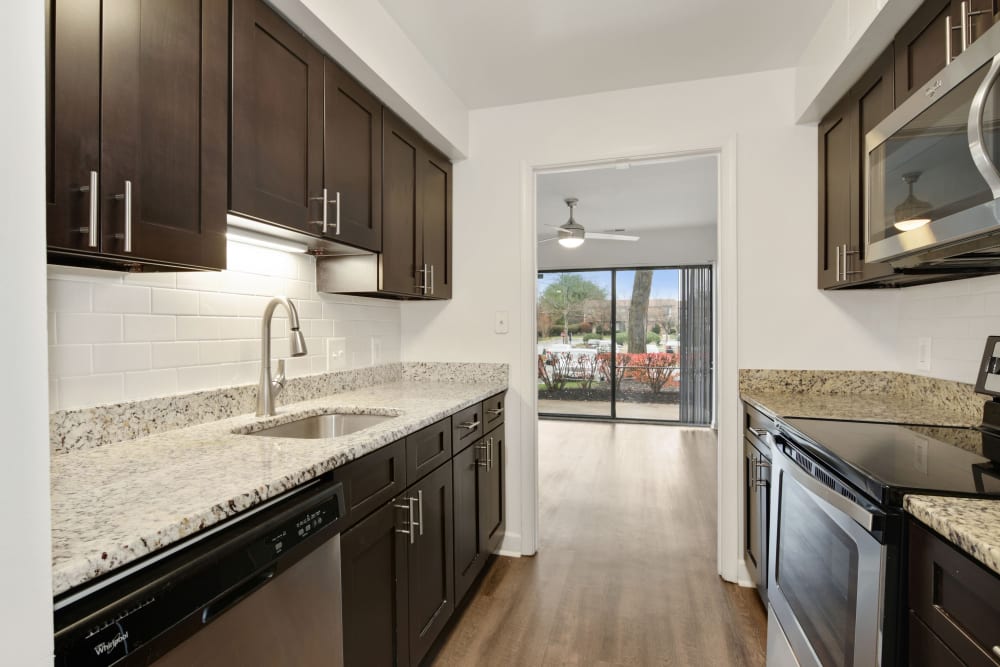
[
  {"left": 968, "top": 52, "right": 1000, "bottom": 199},
  {"left": 767, "top": 433, "right": 881, "bottom": 533}
]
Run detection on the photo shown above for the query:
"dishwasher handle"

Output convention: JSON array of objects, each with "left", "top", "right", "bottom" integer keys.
[{"left": 201, "top": 569, "right": 276, "bottom": 625}]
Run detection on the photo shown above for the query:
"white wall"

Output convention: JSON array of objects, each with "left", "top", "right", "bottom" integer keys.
[
  {"left": 538, "top": 226, "right": 717, "bottom": 271},
  {"left": 400, "top": 67, "right": 900, "bottom": 572},
  {"left": 47, "top": 245, "right": 401, "bottom": 411},
  {"left": 1, "top": 1, "right": 54, "bottom": 662}
]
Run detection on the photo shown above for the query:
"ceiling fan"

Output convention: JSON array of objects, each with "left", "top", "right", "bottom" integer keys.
[{"left": 540, "top": 197, "right": 640, "bottom": 248}]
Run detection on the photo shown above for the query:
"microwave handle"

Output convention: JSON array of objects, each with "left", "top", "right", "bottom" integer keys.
[{"left": 968, "top": 53, "right": 1000, "bottom": 199}]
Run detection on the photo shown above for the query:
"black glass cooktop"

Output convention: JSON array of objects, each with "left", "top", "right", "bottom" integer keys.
[{"left": 779, "top": 418, "right": 1000, "bottom": 506}]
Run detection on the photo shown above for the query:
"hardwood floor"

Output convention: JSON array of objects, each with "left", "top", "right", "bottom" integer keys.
[{"left": 430, "top": 420, "right": 767, "bottom": 667}]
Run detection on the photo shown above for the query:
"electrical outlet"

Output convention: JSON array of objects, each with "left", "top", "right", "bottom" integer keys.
[
  {"left": 916, "top": 337, "right": 932, "bottom": 371},
  {"left": 328, "top": 337, "right": 347, "bottom": 371},
  {"left": 495, "top": 310, "right": 509, "bottom": 334}
]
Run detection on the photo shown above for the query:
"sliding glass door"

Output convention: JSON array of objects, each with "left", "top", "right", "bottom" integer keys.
[{"left": 536, "top": 266, "right": 713, "bottom": 425}]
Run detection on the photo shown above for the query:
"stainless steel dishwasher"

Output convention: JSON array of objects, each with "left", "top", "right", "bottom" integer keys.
[{"left": 54, "top": 477, "right": 346, "bottom": 666}]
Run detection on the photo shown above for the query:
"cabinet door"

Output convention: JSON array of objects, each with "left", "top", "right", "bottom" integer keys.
[
  {"left": 743, "top": 438, "right": 762, "bottom": 588},
  {"left": 817, "top": 100, "right": 853, "bottom": 290},
  {"left": 46, "top": 0, "right": 101, "bottom": 254},
  {"left": 482, "top": 426, "right": 505, "bottom": 554},
  {"left": 342, "top": 501, "right": 410, "bottom": 667},
  {"left": 894, "top": 0, "right": 953, "bottom": 106},
  {"left": 405, "top": 419, "right": 452, "bottom": 485},
  {"left": 324, "top": 59, "right": 382, "bottom": 251},
  {"left": 332, "top": 439, "right": 406, "bottom": 531},
  {"left": 453, "top": 440, "right": 487, "bottom": 604},
  {"left": 231, "top": 0, "right": 324, "bottom": 235},
  {"left": 100, "top": 0, "right": 227, "bottom": 269},
  {"left": 849, "top": 45, "right": 895, "bottom": 284},
  {"left": 420, "top": 146, "right": 453, "bottom": 299},
  {"left": 407, "top": 461, "right": 454, "bottom": 666},
  {"left": 382, "top": 110, "right": 422, "bottom": 296}
]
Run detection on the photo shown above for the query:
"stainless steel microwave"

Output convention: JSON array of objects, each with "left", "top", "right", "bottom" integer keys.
[{"left": 866, "top": 21, "right": 1000, "bottom": 270}]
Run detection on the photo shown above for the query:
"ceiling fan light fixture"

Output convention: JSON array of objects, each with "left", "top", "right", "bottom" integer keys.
[
  {"left": 894, "top": 171, "right": 933, "bottom": 232},
  {"left": 558, "top": 236, "right": 585, "bottom": 248}
]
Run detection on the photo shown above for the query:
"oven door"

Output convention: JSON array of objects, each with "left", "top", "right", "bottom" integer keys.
[{"left": 767, "top": 438, "right": 888, "bottom": 667}]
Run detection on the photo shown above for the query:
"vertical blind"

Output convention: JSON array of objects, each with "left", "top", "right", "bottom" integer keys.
[{"left": 679, "top": 266, "right": 713, "bottom": 425}]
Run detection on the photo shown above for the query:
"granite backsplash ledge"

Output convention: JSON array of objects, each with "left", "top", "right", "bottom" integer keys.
[
  {"left": 739, "top": 369, "right": 987, "bottom": 427},
  {"left": 51, "top": 361, "right": 508, "bottom": 453}
]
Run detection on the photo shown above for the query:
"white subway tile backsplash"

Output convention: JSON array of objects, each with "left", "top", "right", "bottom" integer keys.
[
  {"left": 93, "top": 343, "right": 152, "bottom": 373},
  {"left": 152, "top": 289, "right": 200, "bottom": 315},
  {"left": 124, "top": 369, "right": 179, "bottom": 400},
  {"left": 93, "top": 284, "right": 151, "bottom": 314},
  {"left": 48, "top": 253, "right": 401, "bottom": 410},
  {"left": 176, "top": 316, "right": 222, "bottom": 341},
  {"left": 57, "top": 313, "right": 123, "bottom": 344},
  {"left": 175, "top": 271, "right": 222, "bottom": 292},
  {"left": 48, "top": 280, "right": 92, "bottom": 313},
  {"left": 199, "top": 341, "right": 241, "bottom": 364},
  {"left": 124, "top": 315, "right": 176, "bottom": 342},
  {"left": 123, "top": 272, "right": 177, "bottom": 288},
  {"left": 152, "top": 341, "right": 200, "bottom": 368},
  {"left": 199, "top": 292, "right": 242, "bottom": 317},
  {"left": 60, "top": 374, "right": 124, "bottom": 408},
  {"left": 49, "top": 345, "right": 92, "bottom": 377},
  {"left": 177, "top": 365, "right": 221, "bottom": 392}
]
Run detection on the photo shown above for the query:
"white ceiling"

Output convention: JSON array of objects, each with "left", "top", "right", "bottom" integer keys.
[
  {"left": 376, "top": 0, "right": 834, "bottom": 109},
  {"left": 536, "top": 156, "right": 718, "bottom": 241}
]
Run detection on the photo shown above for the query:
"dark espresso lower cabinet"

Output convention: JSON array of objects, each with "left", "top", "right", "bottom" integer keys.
[
  {"left": 454, "top": 424, "right": 505, "bottom": 603},
  {"left": 342, "top": 501, "right": 410, "bottom": 666},
  {"left": 341, "top": 460, "right": 455, "bottom": 667}
]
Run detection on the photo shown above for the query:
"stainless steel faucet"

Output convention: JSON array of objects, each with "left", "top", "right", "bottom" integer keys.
[{"left": 257, "top": 296, "right": 308, "bottom": 417}]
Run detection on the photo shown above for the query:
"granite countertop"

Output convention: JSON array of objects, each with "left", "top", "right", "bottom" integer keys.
[
  {"left": 50, "top": 379, "right": 506, "bottom": 597},
  {"left": 741, "top": 391, "right": 980, "bottom": 428},
  {"left": 905, "top": 495, "right": 1000, "bottom": 577}
]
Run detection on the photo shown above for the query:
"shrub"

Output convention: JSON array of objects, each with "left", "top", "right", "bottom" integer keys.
[
  {"left": 582, "top": 333, "right": 601, "bottom": 342},
  {"left": 651, "top": 324, "right": 661, "bottom": 334},
  {"left": 646, "top": 331, "right": 660, "bottom": 344},
  {"left": 615, "top": 332, "right": 627, "bottom": 345}
]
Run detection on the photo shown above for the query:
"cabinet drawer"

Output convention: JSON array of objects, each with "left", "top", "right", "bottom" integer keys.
[
  {"left": 483, "top": 392, "right": 506, "bottom": 431},
  {"left": 909, "top": 519, "right": 1000, "bottom": 666},
  {"left": 743, "top": 403, "right": 775, "bottom": 455},
  {"left": 332, "top": 440, "right": 406, "bottom": 529},
  {"left": 909, "top": 610, "right": 964, "bottom": 667},
  {"left": 406, "top": 418, "right": 452, "bottom": 485},
  {"left": 452, "top": 403, "right": 484, "bottom": 455}
]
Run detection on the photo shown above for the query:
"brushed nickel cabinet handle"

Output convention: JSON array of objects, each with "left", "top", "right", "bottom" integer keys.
[
  {"left": 476, "top": 442, "right": 489, "bottom": 468},
  {"left": 394, "top": 498, "right": 415, "bottom": 544},
  {"left": 110, "top": 180, "right": 132, "bottom": 253},
  {"left": 747, "top": 426, "right": 767, "bottom": 438},
  {"left": 835, "top": 244, "right": 841, "bottom": 282},
  {"left": 459, "top": 420, "right": 480, "bottom": 431},
  {"left": 309, "top": 188, "right": 328, "bottom": 234},
  {"left": 487, "top": 407, "right": 504, "bottom": 416},
  {"left": 334, "top": 190, "right": 341, "bottom": 236},
  {"left": 947, "top": 15, "right": 955, "bottom": 63},
  {"left": 75, "top": 170, "right": 99, "bottom": 247},
  {"left": 416, "top": 491, "right": 424, "bottom": 537}
]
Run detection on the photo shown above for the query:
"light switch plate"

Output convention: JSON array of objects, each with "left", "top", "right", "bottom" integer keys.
[
  {"left": 916, "top": 337, "right": 931, "bottom": 371},
  {"left": 495, "top": 310, "right": 509, "bottom": 334}
]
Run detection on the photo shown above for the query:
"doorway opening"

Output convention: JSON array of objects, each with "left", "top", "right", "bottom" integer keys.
[
  {"left": 534, "top": 154, "right": 718, "bottom": 426},
  {"left": 536, "top": 265, "right": 713, "bottom": 423}
]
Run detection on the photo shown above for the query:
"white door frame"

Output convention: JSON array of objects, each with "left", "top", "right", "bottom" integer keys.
[{"left": 515, "top": 138, "right": 745, "bottom": 584}]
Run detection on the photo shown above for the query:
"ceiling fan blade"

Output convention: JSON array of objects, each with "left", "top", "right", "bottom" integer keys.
[
  {"left": 538, "top": 237, "right": 560, "bottom": 244},
  {"left": 585, "top": 232, "right": 639, "bottom": 241}
]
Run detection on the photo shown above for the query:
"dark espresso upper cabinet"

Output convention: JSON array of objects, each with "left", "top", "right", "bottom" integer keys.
[
  {"left": 420, "top": 147, "right": 453, "bottom": 300},
  {"left": 324, "top": 59, "right": 382, "bottom": 252},
  {"left": 381, "top": 110, "right": 423, "bottom": 296},
  {"left": 894, "top": 0, "right": 953, "bottom": 105},
  {"left": 895, "top": 0, "right": 999, "bottom": 107},
  {"left": 46, "top": 0, "right": 227, "bottom": 270},
  {"left": 818, "top": 46, "right": 895, "bottom": 289},
  {"left": 231, "top": 0, "right": 324, "bottom": 235}
]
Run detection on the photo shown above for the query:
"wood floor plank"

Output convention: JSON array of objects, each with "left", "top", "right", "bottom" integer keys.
[{"left": 431, "top": 421, "right": 766, "bottom": 667}]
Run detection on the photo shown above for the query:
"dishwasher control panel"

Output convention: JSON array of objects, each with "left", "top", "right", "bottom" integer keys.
[{"left": 55, "top": 481, "right": 345, "bottom": 667}]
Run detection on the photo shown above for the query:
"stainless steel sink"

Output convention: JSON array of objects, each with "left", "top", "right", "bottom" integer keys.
[{"left": 246, "top": 413, "right": 393, "bottom": 439}]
